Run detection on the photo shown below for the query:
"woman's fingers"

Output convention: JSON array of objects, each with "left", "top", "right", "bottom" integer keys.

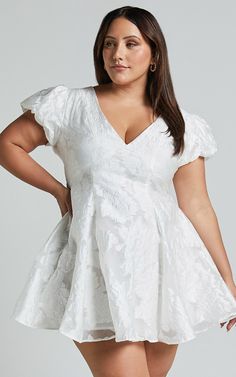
[
  {"left": 54, "top": 185, "right": 73, "bottom": 217},
  {"left": 66, "top": 187, "right": 73, "bottom": 216},
  {"left": 226, "top": 318, "right": 236, "bottom": 332},
  {"left": 220, "top": 318, "right": 236, "bottom": 332}
]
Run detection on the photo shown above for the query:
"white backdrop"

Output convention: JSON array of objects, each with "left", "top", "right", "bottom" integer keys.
[{"left": 1, "top": 1, "right": 235, "bottom": 376}]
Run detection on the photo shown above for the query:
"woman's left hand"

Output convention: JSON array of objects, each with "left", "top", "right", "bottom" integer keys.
[{"left": 220, "top": 281, "right": 236, "bottom": 332}]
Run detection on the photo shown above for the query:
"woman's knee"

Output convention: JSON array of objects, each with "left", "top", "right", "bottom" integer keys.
[
  {"left": 144, "top": 341, "right": 179, "bottom": 377},
  {"left": 73, "top": 339, "right": 151, "bottom": 377}
]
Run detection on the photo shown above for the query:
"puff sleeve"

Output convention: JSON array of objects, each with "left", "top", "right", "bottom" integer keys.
[
  {"left": 177, "top": 110, "right": 218, "bottom": 168},
  {"left": 20, "top": 85, "right": 70, "bottom": 146}
]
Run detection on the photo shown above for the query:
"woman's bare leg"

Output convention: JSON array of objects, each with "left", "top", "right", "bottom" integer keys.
[
  {"left": 144, "top": 341, "right": 179, "bottom": 377},
  {"left": 73, "top": 338, "right": 151, "bottom": 377}
]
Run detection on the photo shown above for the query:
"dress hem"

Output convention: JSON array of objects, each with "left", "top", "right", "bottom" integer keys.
[{"left": 12, "top": 311, "right": 236, "bottom": 345}]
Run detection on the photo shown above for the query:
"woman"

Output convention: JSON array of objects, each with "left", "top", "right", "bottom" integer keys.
[{"left": 1, "top": 5, "right": 236, "bottom": 377}]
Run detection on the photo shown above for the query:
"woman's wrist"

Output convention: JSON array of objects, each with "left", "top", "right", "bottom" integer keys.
[{"left": 50, "top": 182, "right": 66, "bottom": 199}]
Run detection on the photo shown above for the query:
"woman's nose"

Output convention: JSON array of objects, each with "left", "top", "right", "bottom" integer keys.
[{"left": 112, "top": 44, "right": 125, "bottom": 60}]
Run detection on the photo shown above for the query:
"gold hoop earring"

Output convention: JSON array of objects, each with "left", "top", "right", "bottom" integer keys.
[{"left": 150, "top": 62, "right": 157, "bottom": 72}]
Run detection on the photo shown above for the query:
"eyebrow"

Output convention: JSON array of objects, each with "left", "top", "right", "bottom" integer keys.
[{"left": 104, "top": 35, "right": 141, "bottom": 40}]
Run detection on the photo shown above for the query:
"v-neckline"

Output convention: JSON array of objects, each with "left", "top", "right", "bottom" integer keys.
[{"left": 90, "top": 86, "right": 162, "bottom": 147}]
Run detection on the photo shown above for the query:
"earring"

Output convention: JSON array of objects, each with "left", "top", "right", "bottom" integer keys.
[{"left": 150, "top": 62, "right": 157, "bottom": 72}]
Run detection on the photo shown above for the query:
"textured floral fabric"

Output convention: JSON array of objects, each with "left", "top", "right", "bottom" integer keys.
[{"left": 11, "top": 85, "right": 236, "bottom": 344}]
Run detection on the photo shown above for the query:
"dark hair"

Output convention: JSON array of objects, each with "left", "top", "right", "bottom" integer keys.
[{"left": 93, "top": 5, "right": 185, "bottom": 157}]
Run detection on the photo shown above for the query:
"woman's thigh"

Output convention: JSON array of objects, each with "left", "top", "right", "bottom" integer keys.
[
  {"left": 73, "top": 338, "right": 151, "bottom": 377},
  {"left": 144, "top": 341, "right": 179, "bottom": 377}
]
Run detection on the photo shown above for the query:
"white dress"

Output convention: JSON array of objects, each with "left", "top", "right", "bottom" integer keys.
[{"left": 11, "top": 84, "right": 236, "bottom": 344}]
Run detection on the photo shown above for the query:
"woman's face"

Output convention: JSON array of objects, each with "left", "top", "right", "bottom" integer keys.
[{"left": 102, "top": 17, "right": 154, "bottom": 86}]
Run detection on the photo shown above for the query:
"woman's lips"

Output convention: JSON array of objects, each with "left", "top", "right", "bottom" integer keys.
[{"left": 111, "top": 66, "right": 129, "bottom": 71}]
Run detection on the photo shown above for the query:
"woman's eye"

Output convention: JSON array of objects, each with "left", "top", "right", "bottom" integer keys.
[
  {"left": 104, "top": 41, "right": 113, "bottom": 47},
  {"left": 127, "top": 42, "right": 137, "bottom": 48},
  {"left": 104, "top": 41, "right": 137, "bottom": 48}
]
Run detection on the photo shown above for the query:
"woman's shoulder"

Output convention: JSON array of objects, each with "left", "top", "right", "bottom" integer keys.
[
  {"left": 44, "top": 84, "right": 93, "bottom": 97},
  {"left": 179, "top": 107, "right": 215, "bottom": 137},
  {"left": 179, "top": 107, "right": 206, "bottom": 122}
]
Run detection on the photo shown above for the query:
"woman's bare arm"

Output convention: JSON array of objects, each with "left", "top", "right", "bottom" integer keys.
[
  {"left": 0, "top": 110, "right": 64, "bottom": 198},
  {"left": 173, "top": 156, "right": 235, "bottom": 286}
]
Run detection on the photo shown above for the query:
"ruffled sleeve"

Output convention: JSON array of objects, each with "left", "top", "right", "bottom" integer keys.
[
  {"left": 177, "top": 109, "right": 218, "bottom": 168},
  {"left": 20, "top": 85, "right": 70, "bottom": 146}
]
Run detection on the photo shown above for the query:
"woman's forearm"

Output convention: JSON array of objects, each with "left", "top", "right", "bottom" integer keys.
[
  {"left": 182, "top": 203, "right": 235, "bottom": 285},
  {"left": 0, "top": 141, "right": 63, "bottom": 197}
]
